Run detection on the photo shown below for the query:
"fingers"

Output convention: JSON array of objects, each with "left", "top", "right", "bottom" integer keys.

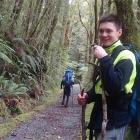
[
  {"left": 77, "top": 93, "right": 87, "bottom": 105},
  {"left": 91, "top": 43, "right": 98, "bottom": 49},
  {"left": 91, "top": 44, "right": 108, "bottom": 59}
]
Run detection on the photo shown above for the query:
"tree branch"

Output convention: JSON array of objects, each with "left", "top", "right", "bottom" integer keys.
[{"left": 78, "top": 5, "right": 90, "bottom": 43}]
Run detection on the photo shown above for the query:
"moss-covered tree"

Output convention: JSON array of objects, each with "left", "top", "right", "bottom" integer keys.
[{"left": 115, "top": 0, "right": 140, "bottom": 49}]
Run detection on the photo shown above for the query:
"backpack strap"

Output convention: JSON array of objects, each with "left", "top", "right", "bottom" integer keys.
[{"left": 111, "top": 45, "right": 127, "bottom": 61}]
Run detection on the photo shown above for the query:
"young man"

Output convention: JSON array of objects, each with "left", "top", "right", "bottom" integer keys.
[{"left": 77, "top": 14, "right": 136, "bottom": 140}]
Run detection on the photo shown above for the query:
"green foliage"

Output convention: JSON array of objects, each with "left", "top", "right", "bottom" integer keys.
[
  {"left": 0, "top": 39, "right": 15, "bottom": 53},
  {"left": 45, "top": 43, "right": 68, "bottom": 89},
  {"left": 0, "top": 38, "right": 14, "bottom": 64},
  {"left": 0, "top": 99, "right": 10, "bottom": 118},
  {"left": 9, "top": 107, "right": 22, "bottom": 115},
  {"left": 0, "top": 52, "right": 13, "bottom": 64},
  {"left": 0, "top": 38, "right": 43, "bottom": 92},
  {"left": 0, "top": 0, "right": 89, "bottom": 97},
  {"left": 0, "top": 76, "right": 28, "bottom": 97},
  {"left": 125, "top": 128, "right": 133, "bottom": 140}
]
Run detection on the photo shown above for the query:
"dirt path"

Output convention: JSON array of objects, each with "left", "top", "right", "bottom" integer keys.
[{"left": 3, "top": 84, "right": 82, "bottom": 140}]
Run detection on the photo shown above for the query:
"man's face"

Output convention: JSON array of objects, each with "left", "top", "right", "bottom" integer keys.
[{"left": 98, "top": 22, "right": 122, "bottom": 47}]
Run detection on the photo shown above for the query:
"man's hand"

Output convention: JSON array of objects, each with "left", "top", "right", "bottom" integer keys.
[
  {"left": 92, "top": 45, "right": 108, "bottom": 59},
  {"left": 77, "top": 92, "right": 88, "bottom": 106}
]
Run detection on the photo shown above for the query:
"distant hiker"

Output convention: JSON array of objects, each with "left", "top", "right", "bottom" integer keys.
[
  {"left": 61, "top": 68, "right": 74, "bottom": 107},
  {"left": 77, "top": 14, "right": 137, "bottom": 140}
]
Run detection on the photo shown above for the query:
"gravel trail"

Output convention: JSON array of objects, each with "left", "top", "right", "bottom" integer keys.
[{"left": 3, "top": 84, "right": 82, "bottom": 140}]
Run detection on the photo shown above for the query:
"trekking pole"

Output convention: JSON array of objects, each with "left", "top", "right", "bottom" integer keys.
[
  {"left": 100, "top": 73, "right": 108, "bottom": 140},
  {"left": 71, "top": 85, "right": 74, "bottom": 105},
  {"left": 79, "top": 82, "right": 86, "bottom": 140},
  {"left": 101, "top": 91, "right": 108, "bottom": 140}
]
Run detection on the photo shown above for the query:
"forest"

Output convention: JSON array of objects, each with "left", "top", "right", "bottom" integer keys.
[{"left": 0, "top": 0, "right": 140, "bottom": 139}]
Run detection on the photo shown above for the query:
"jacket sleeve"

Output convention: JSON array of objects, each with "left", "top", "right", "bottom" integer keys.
[
  {"left": 86, "top": 86, "right": 96, "bottom": 103},
  {"left": 61, "top": 81, "right": 64, "bottom": 89},
  {"left": 99, "top": 55, "right": 134, "bottom": 95}
]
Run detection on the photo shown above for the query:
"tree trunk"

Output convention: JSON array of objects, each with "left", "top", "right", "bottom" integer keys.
[
  {"left": 59, "top": 0, "right": 70, "bottom": 48},
  {"left": 0, "top": 0, "right": 4, "bottom": 13},
  {"left": 44, "top": 0, "right": 62, "bottom": 50},
  {"left": 100, "top": 0, "right": 104, "bottom": 16},
  {"left": 24, "top": 0, "right": 33, "bottom": 38},
  {"left": 115, "top": 0, "right": 140, "bottom": 49},
  {"left": 94, "top": 0, "right": 98, "bottom": 44},
  {"left": 10, "top": 0, "right": 24, "bottom": 34}
]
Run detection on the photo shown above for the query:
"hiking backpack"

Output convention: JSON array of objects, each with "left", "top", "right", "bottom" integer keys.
[
  {"left": 63, "top": 68, "right": 74, "bottom": 85},
  {"left": 124, "top": 44, "right": 140, "bottom": 127}
]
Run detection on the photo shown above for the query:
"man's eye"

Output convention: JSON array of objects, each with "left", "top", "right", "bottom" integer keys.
[
  {"left": 99, "top": 29, "right": 112, "bottom": 34},
  {"left": 106, "top": 29, "right": 112, "bottom": 33},
  {"left": 99, "top": 29, "right": 104, "bottom": 33}
]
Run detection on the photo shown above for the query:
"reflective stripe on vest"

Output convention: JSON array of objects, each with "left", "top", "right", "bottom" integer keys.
[{"left": 95, "top": 50, "right": 136, "bottom": 94}]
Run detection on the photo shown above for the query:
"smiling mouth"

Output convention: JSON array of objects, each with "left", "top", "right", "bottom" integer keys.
[{"left": 101, "top": 39, "right": 109, "bottom": 42}]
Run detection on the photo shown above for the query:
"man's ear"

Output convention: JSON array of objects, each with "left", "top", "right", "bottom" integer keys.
[{"left": 118, "top": 28, "right": 122, "bottom": 36}]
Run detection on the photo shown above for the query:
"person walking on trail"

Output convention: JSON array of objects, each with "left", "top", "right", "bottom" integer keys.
[
  {"left": 77, "top": 14, "right": 136, "bottom": 140},
  {"left": 61, "top": 76, "right": 73, "bottom": 107}
]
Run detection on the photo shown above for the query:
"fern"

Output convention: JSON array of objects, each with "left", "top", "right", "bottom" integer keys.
[
  {"left": 0, "top": 76, "right": 28, "bottom": 97},
  {"left": 0, "top": 52, "right": 13, "bottom": 64},
  {"left": 25, "top": 55, "right": 37, "bottom": 73}
]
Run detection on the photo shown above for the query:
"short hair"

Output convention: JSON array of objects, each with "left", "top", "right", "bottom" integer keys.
[{"left": 99, "top": 14, "right": 122, "bottom": 29}]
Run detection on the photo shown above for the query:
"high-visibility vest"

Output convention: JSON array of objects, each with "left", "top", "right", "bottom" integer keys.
[{"left": 95, "top": 45, "right": 136, "bottom": 95}]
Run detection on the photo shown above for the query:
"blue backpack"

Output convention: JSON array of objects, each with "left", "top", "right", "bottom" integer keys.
[
  {"left": 63, "top": 68, "right": 74, "bottom": 85},
  {"left": 124, "top": 44, "right": 140, "bottom": 127}
]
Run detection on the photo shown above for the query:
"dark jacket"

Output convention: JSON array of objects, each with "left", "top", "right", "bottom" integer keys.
[
  {"left": 61, "top": 80, "right": 72, "bottom": 96},
  {"left": 87, "top": 41, "right": 136, "bottom": 130}
]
